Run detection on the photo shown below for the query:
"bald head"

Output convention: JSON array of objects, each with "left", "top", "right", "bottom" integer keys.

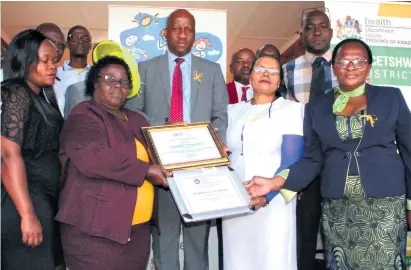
[
  {"left": 256, "top": 44, "right": 280, "bottom": 61},
  {"left": 165, "top": 9, "right": 196, "bottom": 57},
  {"left": 166, "top": 9, "right": 195, "bottom": 29},
  {"left": 36, "top": 23, "right": 66, "bottom": 62}
]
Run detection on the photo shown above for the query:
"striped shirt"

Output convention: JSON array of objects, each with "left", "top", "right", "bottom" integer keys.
[{"left": 282, "top": 50, "right": 338, "bottom": 104}]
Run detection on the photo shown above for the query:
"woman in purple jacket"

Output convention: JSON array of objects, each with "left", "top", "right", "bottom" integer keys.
[{"left": 56, "top": 56, "right": 170, "bottom": 270}]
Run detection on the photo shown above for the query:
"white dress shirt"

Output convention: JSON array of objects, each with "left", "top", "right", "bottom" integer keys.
[
  {"left": 234, "top": 81, "right": 253, "bottom": 102},
  {"left": 54, "top": 60, "right": 90, "bottom": 116}
]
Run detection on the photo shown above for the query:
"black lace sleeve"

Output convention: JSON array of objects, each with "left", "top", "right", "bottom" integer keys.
[{"left": 1, "top": 84, "right": 31, "bottom": 146}]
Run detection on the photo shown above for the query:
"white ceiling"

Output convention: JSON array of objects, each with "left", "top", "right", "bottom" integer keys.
[{"left": 1, "top": 1, "right": 322, "bottom": 77}]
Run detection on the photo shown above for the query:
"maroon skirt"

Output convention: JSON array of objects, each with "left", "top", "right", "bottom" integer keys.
[{"left": 60, "top": 222, "right": 150, "bottom": 270}]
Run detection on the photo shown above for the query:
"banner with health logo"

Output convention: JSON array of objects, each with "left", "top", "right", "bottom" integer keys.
[{"left": 326, "top": 1, "right": 411, "bottom": 109}]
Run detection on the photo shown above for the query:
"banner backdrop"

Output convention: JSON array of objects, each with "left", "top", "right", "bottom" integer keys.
[
  {"left": 326, "top": 1, "right": 411, "bottom": 108},
  {"left": 109, "top": 6, "right": 227, "bottom": 270},
  {"left": 326, "top": 1, "right": 411, "bottom": 267},
  {"left": 108, "top": 5, "right": 227, "bottom": 79}
]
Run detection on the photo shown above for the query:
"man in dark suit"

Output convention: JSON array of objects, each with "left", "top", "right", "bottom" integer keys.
[
  {"left": 125, "top": 9, "right": 228, "bottom": 270},
  {"left": 226, "top": 48, "right": 255, "bottom": 104}
]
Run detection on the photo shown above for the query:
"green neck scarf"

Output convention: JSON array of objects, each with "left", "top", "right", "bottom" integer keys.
[{"left": 332, "top": 84, "right": 366, "bottom": 113}]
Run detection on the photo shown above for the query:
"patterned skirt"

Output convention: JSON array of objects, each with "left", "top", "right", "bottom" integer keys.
[{"left": 321, "top": 176, "right": 407, "bottom": 270}]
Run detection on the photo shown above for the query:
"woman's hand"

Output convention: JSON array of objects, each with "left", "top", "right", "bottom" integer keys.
[
  {"left": 249, "top": 196, "right": 268, "bottom": 210},
  {"left": 147, "top": 165, "right": 172, "bottom": 188},
  {"left": 21, "top": 213, "right": 43, "bottom": 247},
  {"left": 244, "top": 175, "right": 286, "bottom": 197}
]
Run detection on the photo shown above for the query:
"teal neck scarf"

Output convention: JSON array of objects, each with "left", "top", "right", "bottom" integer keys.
[{"left": 332, "top": 84, "right": 366, "bottom": 113}]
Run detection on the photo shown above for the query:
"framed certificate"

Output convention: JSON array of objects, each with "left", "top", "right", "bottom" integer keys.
[
  {"left": 168, "top": 166, "right": 253, "bottom": 222},
  {"left": 141, "top": 122, "right": 230, "bottom": 170}
]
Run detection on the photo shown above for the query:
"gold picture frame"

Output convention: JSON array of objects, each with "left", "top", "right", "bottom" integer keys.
[{"left": 141, "top": 122, "right": 230, "bottom": 170}]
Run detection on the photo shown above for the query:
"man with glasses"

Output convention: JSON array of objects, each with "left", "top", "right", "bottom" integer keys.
[
  {"left": 282, "top": 8, "right": 338, "bottom": 270},
  {"left": 54, "top": 25, "right": 92, "bottom": 117},
  {"left": 227, "top": 48, "right": 256, "bottom": 104}
]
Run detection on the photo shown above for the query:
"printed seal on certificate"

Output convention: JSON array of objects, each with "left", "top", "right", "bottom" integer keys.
[{"left": 141, "top": 122, "right": 253, "bottom": 222}]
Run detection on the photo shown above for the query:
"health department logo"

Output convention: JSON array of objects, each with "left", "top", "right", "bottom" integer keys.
[{"left": 336, "top": 16, "right": 363, "bottom": 40}]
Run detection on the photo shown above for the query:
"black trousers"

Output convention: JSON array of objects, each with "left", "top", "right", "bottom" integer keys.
[{"left": 296, "top": 177, "right": 322, "bottom": 270}]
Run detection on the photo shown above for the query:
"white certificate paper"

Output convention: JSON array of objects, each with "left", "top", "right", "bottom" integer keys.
[
  {"left": 173, "top": 172, "right": 246, "bottom": 215},
  {"left": 150, "top": 126, "right": 221, "bottom": 165}
]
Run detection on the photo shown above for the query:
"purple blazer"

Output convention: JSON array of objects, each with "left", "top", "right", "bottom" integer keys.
[{"left": 56, "top": 99, "right": 151, "bottom": 245}]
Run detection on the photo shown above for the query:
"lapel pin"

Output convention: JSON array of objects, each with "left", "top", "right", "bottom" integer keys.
[{"left": 193, "top": 70, "right": 203, "bottom": 83}]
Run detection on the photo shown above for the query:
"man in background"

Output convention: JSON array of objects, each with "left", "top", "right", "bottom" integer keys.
[
  {"left": 226, "top": 48, "right": 256, "bottom": 104},
  {"left": 54, "top": 25, "right": 91, "bottom": 117},
  {"left": 256, "top": 44, "right": 281, "bottom": 60},
  {"left": 36, "top": 23, "right": 66, "bottom": 63},
  {"left": 282, "top": 9, "right": 338, "bottom": 270}
]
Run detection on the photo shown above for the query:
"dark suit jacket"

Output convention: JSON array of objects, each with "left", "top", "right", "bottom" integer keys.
[
  {"left": 284, "top": 84, "right": 411, "bottom": 199},
  {"left": 64, "top": 81, "right": 89, "bottom": 118},
  {"left": 56, "top": 99, "right": 150, "bottom": 244},
  {"left": 226, "top": 81, "right": 239, "bottom": 104}
]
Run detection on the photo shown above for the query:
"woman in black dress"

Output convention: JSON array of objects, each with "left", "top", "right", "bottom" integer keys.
[{"left": 1, "top": 29, "right": 64, "bottom": 269}]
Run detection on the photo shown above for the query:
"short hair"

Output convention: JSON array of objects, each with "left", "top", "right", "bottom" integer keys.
[
  {"left": 255, "top": 44, "right": 280, "bottom": 60},
  {"left": 301, "top": 8, "right": 331, "bottom": 28},
  {"left": 85, "top": 56, "right": 133, "bottom": 97},
  {"left": 36, "top": 23, "right": 64, "bottom": 35},
  {"left": 231, "top": 48, "right": 255, "bottom": 66},
  {"left": 3, "top": 29, "right": 47, "bottom": 81},
  {"left": 67, "top": 25, "right": 89, "bottom": 40},
  {"left": 166, "top": 9, "right": 196, "bottom": 29},
  {"left": 331, "top": 38, "right": 373, "bottom": 64}
]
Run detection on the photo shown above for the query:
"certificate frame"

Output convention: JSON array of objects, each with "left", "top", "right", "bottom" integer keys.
[{"left": 141, "top": 121, "right": 230, "bottom": 170}]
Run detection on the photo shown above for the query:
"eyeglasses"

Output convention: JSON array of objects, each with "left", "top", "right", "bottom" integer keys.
[
  {"left": 68, "top": 34, "right": 91, "bottom": 43},
  {"left": 97, "top": 75, "right": 130, "bottom": 89},
  {"left": 334, "top": 59, "right": 368, "bottom": 69},
  {"left": 253, "top": 66, "right": 280, "bottom": 75}
]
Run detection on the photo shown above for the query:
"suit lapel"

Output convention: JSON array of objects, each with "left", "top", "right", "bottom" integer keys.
[
  {"left": 191, "top": 55, "right": 200, "bottom": 114},
  {"left": 359, "top": 84, "right": 380, "bottom": 149},
  {"left": 227, "top": 81, "right": 238, "bottom": 104},
  {"left": 315, "top": 91, "right": 347, "bottom": 150},
  {"left": 157, "top": 54, "right": 171, "bottom": 105}
]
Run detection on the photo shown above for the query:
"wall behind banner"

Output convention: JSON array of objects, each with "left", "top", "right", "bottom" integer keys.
[
  {"left": 326, "top": 0, "right": 411, "bottom": 109},
  {"left": 108, "top": 6, "right": 226, "bottom": 270}
]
